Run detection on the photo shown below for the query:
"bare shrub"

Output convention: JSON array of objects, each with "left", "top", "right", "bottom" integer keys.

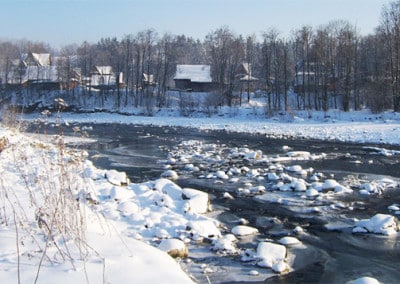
[
  {"left": 202, "top": 92, "right": 222, "bottom": 117},
  {"left": 0, "top": 98, "right": 100, "bottom": 282}
]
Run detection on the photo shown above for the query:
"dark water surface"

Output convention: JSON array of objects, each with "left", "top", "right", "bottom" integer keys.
[{"left": 30, "top": 123, "right": 400, "bottom": 283}]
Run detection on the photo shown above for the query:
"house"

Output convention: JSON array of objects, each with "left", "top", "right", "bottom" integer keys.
[
  {"left": 22, "top": 53, "right": 51, "bottom": 67},
  {"left": 143, "top": 73, "right": 155, "bottom": 86},
  {"left": 90, "top": 66, "right": 123, "bottom": 90},
  {"left": 238, "top": 63, "right": 258, "bottom": 84},
  {"left": 20, "top": 52, "right": 60, "bottom": 90},
  {"left": 293, "top": 61, "right": 335, "bottom": 93},
  {"left": 174, "top": 65, "right": 216, "bottom": 92}
]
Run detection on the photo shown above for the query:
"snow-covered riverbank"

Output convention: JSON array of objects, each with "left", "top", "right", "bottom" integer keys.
[
  {"left": 0, "top": 127, "right": 196, "bottom": 283},
  {"left": 22, "top": 108, "right": 400, "bottom": 146}
]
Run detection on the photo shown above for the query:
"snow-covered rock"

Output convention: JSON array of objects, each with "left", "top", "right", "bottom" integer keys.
[
  {"left": 286, "top": 151, "right": 311, "bottom": 159},
  {"left": 215, "top": 170, "right": 229, "bottom": 179},
  {"left": 105, "top": 169, "right": 129, "bottom": 186},
  {"left": 160, "top": 169, "right": 179, "bottom": 180},
  {"left": 359, "top": 182, "right": 381, "bottom": 194},
  {"left": 223, "top": 192, "right": 234, "bottom": 199},
  {"left": 158, "top": 238, "right": 188, "bottom": 258},
  {"left": 117, "top": 201, "right": 140, "bottom": 216},
  {"left": 212, "top": 234, "right": 238, "bottom": 254},
  {"left": 256, "top": 242, "right": 287, "bottom": 269},
  {"left": 182, "top": 187, "right": 210, "bottom": 214},
  {"left": 306, "top": 188, "right": 319, "bottom": 197},
  {"left": 110, "top": 185, "right": 134, "bottom": 201},
  {"left": 293, "top": 179, "right": 307, "bottom": 191},
  {"left": 286, "top": 164, "right": 303, "bottom": 173},
  {"left": 272, "top": 260, "right": 290, "bottom": 273},
  {"left": 278, "top": 236, "right": 301, "bottom": 245},
  {"left": 231, "top": 225, "right": 259, "bottom": 236},
  {"left": 268, "top": 172, "right": 280, "bottom": 180},
  {"left": 334, "top": 184, "right": 353, "bottom": 194},
  {"left": 322, "top": 179, "right": 340, "bottom": 190},
  {"left": 388, "top": 204, "right": 400, "bottom": 211},
  {"left": 353, "top": 214, "right": 399, "bottom": 235},
  {"left": 187, "top": 219, "right": 221, "bottom": 241},
  {"left": 248, "top": 270, "right": 259, "bottom": 276},
  {"left": 346, "top": 276, "right": 381, "bottom": 284}
]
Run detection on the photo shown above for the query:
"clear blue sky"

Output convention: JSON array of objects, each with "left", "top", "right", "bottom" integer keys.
[{"left": 0, "top": 0, "right": 392, "bottom": 47}]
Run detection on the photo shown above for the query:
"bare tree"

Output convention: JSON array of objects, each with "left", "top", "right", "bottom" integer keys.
[
  {"left": 261, "top": 28, "right": 279, "bottom": 110},
  {"left": 292, "top": 26, "right": 314, "bottom": 110},
  {"left": 335, "top": 21, "right": 358, "bottom": 111},
  {"left": 205, "top": 27, "right": 244, "bottom": 106},
  {"left": 381, "top": 0, "right": 400, "bottom": 111}
]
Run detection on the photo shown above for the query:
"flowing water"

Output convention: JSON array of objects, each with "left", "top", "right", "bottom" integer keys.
[{"left": 30, "top": 123, "right": 400, "bottom": 283}]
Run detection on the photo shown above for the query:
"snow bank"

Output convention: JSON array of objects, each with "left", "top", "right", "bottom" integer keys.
[{"left": 0, "top": 127, "right": 196, "bottom": 283}]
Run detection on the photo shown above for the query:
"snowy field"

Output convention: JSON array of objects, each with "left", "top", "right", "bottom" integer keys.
[{"left": 0, "top": 108, "right": 399, "bottom": 283}]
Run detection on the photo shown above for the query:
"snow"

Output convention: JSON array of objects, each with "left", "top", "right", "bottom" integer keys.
[
  {"left": 347, "top": 276, "right": 381, "bottom": 284},
  {"left": 256, "top": 242, "right": 287, "bottom": 269},
  {"left": 174, "top": 64, "right": 212, "bottom": 82},
  {"left": 231, "top": 225, "right": 259, "bottom": 236},
  {"left": 353, "top": 214, "right": 399, "bottom": 235},
  {"left": 278, "top": 236, "right": 301, "bottom": 246},
  {"left": 157, "top": 238, "right": 188, "bottom": 258},
  {"left": 1, "top": 106, "right": 400, "bottom": 283},
  {"left": 21, "top": 108, "right": 400, "bottom": 146},
  {"left": 0, "top": 128, "right": 194, "bottom": 283}
]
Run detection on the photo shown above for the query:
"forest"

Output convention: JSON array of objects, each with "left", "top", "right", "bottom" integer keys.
[{"left": 1, "top": 1, "right": 400, "bottom": 114}]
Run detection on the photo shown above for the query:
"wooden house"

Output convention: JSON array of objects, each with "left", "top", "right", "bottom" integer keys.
[
  {"left": 174, "top": 65, "right": 216, "bottom": 92},
  {"left": 20, "top": 52, "right": 60, "bottom": 90}
]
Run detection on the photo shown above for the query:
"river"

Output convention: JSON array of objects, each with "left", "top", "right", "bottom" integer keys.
[{"left": 29, "top": 122, "right": 400, "bottom": 283}]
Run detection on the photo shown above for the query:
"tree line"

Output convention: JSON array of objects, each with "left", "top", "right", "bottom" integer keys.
[{"left": 1, "top": 1, "right": 400, "bottom": 113}]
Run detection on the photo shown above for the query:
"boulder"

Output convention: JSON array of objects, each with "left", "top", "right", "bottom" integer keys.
[{"left": 158, "top": 239, "right": 188, "bottom": 258}]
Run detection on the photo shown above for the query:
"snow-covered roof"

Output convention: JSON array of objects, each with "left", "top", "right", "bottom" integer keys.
[
  {"left": 21, "top": 53, "right": 51, "bottom": 67},
  {"left": 174, "top": 65, "right": 212, "bottom": 83},
  {"left": 32, "top": 53, "right": 51, "bottom": 66},
  {"left": 22, "top": 65, "right": 58, "bottom": 83},
  {"left": 94, "top": 66, "right": 113, "bottom": 75},
  {"left": 241, "top": 63, "right": 251, "bottom": 75},
  {"left": 240, "top": 75, "right": 258, "bottom": 81}
]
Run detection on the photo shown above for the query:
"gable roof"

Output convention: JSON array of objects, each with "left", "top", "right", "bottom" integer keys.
[
  {"left": 22, "top": 53, "right": 51, "bottom": 67},
  {"left": 174, "top": 65, "right": 212, "bottom": 83},
  {"left": 94, "top": 66, "right": 113, "bottom": 75}
]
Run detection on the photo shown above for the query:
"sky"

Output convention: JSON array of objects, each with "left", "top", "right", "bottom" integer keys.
[{"left": 0, "top": 0, "right": 393, "bottom": 47}]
